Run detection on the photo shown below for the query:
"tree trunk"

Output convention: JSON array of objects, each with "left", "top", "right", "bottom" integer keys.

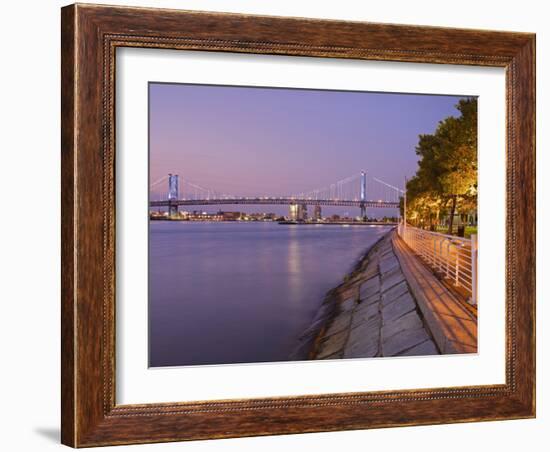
[{"left": 448, "top": 195, "right": 457, "bottom": 235}]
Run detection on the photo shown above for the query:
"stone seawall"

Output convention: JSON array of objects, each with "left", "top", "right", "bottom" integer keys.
[{"left": 292, "top": 229, "right": 440, "bottom": 360}]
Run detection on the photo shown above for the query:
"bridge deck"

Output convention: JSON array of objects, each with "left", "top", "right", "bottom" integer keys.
[{"left": 150, "top": 198, "right": 399, "bottom": 209}]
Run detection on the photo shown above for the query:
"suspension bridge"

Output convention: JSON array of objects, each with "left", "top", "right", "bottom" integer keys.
[{"left": 149, "top": 171, "right": 401, "bottom": 219}]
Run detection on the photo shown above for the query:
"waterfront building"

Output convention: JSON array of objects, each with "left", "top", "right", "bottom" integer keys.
[
  {"left": 189, "top": 212, "right": 223, "bottom": 221},
  {"left": 219, "top": 211, "right": 241, "bottom": 221},
  {"left": 289, "top": 204, "right": 298, "bottom": 220},
  {"left": 289, "top": 203, "right": 308, "bottom": 221},
  {"left": 313, "top": 205, "right": 322, "bottom": 221}
]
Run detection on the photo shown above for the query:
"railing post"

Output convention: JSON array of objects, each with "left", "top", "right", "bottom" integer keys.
[
  {"left": 470, "top": 234, "right": 478, "bottom": 305},
  {"left": 402, "top": 225, "right": 475, "bottom": 299},
  {"left": 446, "top": 241, "right": 451, "bottom": 279},
  {"left": 454, "top": 244, "right": 459, "bottom": 286},
  {"left": 439, "top": 239, "right": 444, "bottom": 271}
]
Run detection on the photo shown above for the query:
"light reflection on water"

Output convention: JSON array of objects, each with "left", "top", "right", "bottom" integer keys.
[{"left": 149, "top": 221, "right": 391, "bottom": 367}]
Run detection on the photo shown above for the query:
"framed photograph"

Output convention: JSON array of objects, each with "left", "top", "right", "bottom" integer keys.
[{"left": 61, "top": 3, "right": 535, "bottom": 447}]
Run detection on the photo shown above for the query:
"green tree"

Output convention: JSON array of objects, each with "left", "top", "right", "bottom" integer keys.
[{"left": 406, "top": 98, "right": 477, "bottom": 234}]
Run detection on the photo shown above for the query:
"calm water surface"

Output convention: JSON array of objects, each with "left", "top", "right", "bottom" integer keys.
[{"left": 149, "top": 222, "right": 391, "bottom": 367}]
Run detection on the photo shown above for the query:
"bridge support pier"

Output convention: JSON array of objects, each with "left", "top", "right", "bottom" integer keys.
[
  {"left": 360, "top": 203, "right": 367, "bottom": 222},
  {"left": 168, "top": 201, "right": 178, "bottom": 219}
]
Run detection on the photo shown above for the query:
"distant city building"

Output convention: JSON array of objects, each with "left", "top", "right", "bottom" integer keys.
[
  {"left": 313, "top": 205, "right": 322, "bottom": 221},
  {"left": 189, "top": 212, "right": 223, "bottom": 221},
  {"left": 219, "top": 211, "right": 241, "bottom": 221},
  {"left": 289, "top": 203, "right": 308, "bottom": 221},
  {"left": 150, "top": 211, "right": 168, "bottom": 220},
  {"left": 289, "top": 204, "right": 298, "bottom": 220},
  {"left": 150, "top": 209, "right": 282, "bottom": 222},
  {"left": 245, "top": 212, "right": 277, "bottom": 221}
]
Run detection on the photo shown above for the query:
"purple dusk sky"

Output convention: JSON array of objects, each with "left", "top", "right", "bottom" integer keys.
[{"left": 149, "top": 82, "right": 469, "bottom": 209}]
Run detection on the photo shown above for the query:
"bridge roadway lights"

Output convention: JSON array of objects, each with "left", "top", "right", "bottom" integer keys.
[{"left": 149, "top": 199, "right": 400, "bottom": 209}]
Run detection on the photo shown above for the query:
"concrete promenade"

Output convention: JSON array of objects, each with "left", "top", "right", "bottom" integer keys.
[{"left": 301, "top": 229, "right": 477, "bottom": 360}]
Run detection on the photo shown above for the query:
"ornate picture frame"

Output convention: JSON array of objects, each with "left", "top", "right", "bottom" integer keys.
[{"left": 61, "top": 3, "right": 535, "bottom": 447}]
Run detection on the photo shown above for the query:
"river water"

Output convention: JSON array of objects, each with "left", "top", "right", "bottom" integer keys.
[{"left": 149, "top": 221, "right": 392, "bottom": 367}]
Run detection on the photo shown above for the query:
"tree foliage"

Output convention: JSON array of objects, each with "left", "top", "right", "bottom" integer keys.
[{"left": 405, "top": 98, "right": 477, "bottom": 233}]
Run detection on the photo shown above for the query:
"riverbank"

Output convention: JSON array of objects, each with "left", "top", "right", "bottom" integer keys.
[
  {"left": 150, "top": 217, "right": 397, "bottom": 226},
  {"left": 278, "top": 221, "right": 398, "bottom": 226},
  {"left": 292, "top": 229, "right": 440, "bottom": 360}
]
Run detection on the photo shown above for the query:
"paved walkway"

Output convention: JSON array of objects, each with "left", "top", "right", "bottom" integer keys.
[
  {"left": 312, "top": 231, "right": 440, "bottom": 359},
  {"left": 392, "top": 232, "right": 477, "bottom": 354}
]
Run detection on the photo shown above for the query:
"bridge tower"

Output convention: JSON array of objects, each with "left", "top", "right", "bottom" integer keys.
[
  {"left": 360, "top": 170, "right": 367, "bottom": 221},
  {"left": 168, "top": 174, "right": 179, "bottom": 218}
]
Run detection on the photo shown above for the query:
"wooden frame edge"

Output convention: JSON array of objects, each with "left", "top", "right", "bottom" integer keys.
[
  {"left": 61, "top": 3, "right": 536, "bottom": 447},
  {"left": 61, "top": 4, "right": 77, "bottom": 447}
]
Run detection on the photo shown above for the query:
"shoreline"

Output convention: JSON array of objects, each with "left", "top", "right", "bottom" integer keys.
[
  {"left": 278, "top": 221, "right": 397, "bottom": 226},
  {"left": 291, "top": 228, "right": 443, "bottom": 360},
  {"left": 289, "top": 228, "right": 395, "bottom": 360},
  {"left": 150, "top": 218, "right": 397, "bottom": 226}
]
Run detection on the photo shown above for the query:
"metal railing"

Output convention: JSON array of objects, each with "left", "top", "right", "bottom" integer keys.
[{"left": 397, "top": 223, "right": 478, "bottom": 305}]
